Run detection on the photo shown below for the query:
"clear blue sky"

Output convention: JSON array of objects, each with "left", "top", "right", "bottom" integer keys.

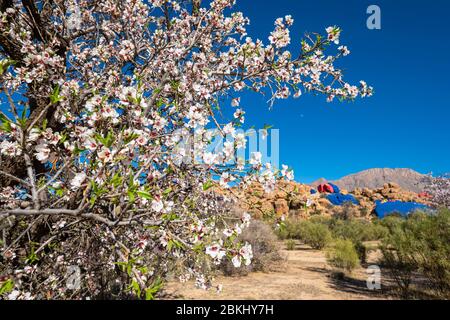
[{"left": 230, "top": 0, "right": 450, "bottom": 183}]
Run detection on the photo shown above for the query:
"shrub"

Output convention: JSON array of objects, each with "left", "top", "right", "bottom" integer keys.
[
  {"left": 299, "top": 220, "right": 332, "bottom": 250},
  {"left": 275, "top": 218, "right": 302, "bottom": 240},
  {"left": 308, "top": 216, "right": 333, "bottom": 226},
  {"left": 330, "top": 218, "right": 388, "bottom": 243},
  {"left": 354, "top": 241, "right": 367, "bottom": 264},
  {"left": 380, "top": 208, "right": 450, "bottom": 299},
  {"left": 275, "top": 227, "right": 290, "bottom": 240},
  {"left": 380, "top": 219, "right": 420, "bottom": 298},
  {"left": 277, "top": 218, "right": 333, "bottom": 250},
  {"left": 370, "top": 220, "right": 391, "bottom": 240},
  {"left": 330, "top": 219, "right": 388, "bottom": 263},
  {"left": 286, "top": 239, "right": 296, "bottom": 251},
  {"left": 220, "top": 220, "right": 283, "bottom": 276},
  {"left": 326, "top": 239, "right": 360, "bottom": 272}
]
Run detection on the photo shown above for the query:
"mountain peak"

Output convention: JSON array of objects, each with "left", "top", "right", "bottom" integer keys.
[{"left": 311, "top": 168, "right": 426, "bottom": 193}]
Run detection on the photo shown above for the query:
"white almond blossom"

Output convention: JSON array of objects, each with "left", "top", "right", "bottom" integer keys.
[
  {"left": 203, "top": 152, "right": 218, "bottom": 166},
  {"left": 281, "top": 164, "right": 295, "bottom": 181},
  {"left": 70, "top": 172, "right": 87, "bottom": 190},
  {"left": 0, "top": 140, "right": 21, "bottom": 156},
  {"left": 249, "top": 152, "right": 262, "bottom": 167},
  {"left": 34, "top": 144, "right": 51, "bottom": 163}
]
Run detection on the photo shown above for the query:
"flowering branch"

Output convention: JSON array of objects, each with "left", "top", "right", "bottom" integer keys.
[{"left": 0, "top": 0, "right": 372, "bottom": 300}]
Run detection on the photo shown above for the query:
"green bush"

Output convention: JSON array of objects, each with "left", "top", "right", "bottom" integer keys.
[
  {"left": 380, "top": 208, "right": 450, "bottom": 299},
  {"left": 276, "top": 218, "right": 302, "bottom": 240},
  {"left": 308, "top": 215, "right": 333, "bottom": 226},
  {"left": 276, "top": 219, "right": 332, "bottom": 250},
  {"left": 276, "top": 216, "right": 389, "bottom": 255},
  {"left": 330, "top": 218, "right": 388, "bottom": 243},
  {"left": 299, "top": 220, "right": 332, "bottom": 250},
  {"left": 326, "top": 239, "right": 360, "bottom": 272},
  {"left": 354, "top": 241, "right": 367, "bottom": 264},
  {"left": 275, "top": 226, "right": 289, "bottom": 240},
  {"left": 286, "top": 239, "right": 296, "bottom": 251},
  {"left": 325, "top": 219, "right": 388, "bottom": 263}
]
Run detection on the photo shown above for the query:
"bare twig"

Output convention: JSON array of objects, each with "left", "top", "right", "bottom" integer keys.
[{"left": 0, "top": 170, "right": 31, "bottom": 187}]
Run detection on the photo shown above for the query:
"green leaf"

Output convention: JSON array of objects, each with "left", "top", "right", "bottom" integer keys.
[
  {"left": 192, "top": 243, "right": 204, "bottom": 253},
  {"left": 172, "top": 239, "right": 184, "bottom": 249},
  {"left": 145, "top": 278, "right": 163, "bottom": 300},
  {"left": 166, "top": 237, "right": 184, "bottom": 251},
  {"left": 20, "top": 105, "right": 28, "bottom": 123},
  {"left": 124, "top": 132, "right": 139, "bottom": 144},
  {"left": 59, "top": 133, "right": 67, "bottom": 144},
  {"left": 110, "top": 173, "right": 123, "bottom": 188},
  {"left": 144, "top": 225, "right": 159, "bottom": 230},
  {"left": 0, "top": 111, "right": 14, "bottom": 132},
  {"left": 137, "top": 190, "right": 152, "bottom": 200},
  {"left": 94, "top": 131, "right": 115, "bottom": 148},
  {"left": 130, "top": 279, "right": 141, "bottom": 297},
  {"left": 202, "top": 180, "right": 215, "bottom": 191},
  {"left": 128, "top": 190, "right": 136, "bottom": 203},
  {"left": 113, "top": 261, "right": 128, "bottom": 272},
  {"left": 0, "top": 59, "right": 15, "bottom": 75},
  {"left": 0, "top": 279, "right": 14, "bottom": 296},
  {"left": 162, "top": 213, "right": 179, "bottom": 221},
  {"left": 162, "top": 187, "right": 172, "bottom": 196},
  {"left": 167, "top": 239, "right": 173, "bottom": 252},
  {"left": 145, "top": 289, "right": 154, "bottom": 300},
  {"left": 156, "top": 98, "right": 164, "bottom": 108},
  {"left": 50, "top": 85, "right": 63, "bottom": 104},
  {"left": 0, "top": 119, "right": 12, "bottom": 133},
  {"left": 25, "top": 245, "right": 39, "bottom": 264},
  {"left": 0, "top": 113, "right": 9, "bottom": 124}
]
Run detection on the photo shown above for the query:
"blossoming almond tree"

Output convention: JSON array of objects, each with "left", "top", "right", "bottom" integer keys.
[
  {"left": 425, "top": 175, "right": 450, "bottom": 209},
  {"left": 0, "top": 0, "right": 372, "bottom": 299}
]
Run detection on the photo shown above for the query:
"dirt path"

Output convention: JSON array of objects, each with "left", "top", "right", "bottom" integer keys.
[{"left": 163, "top": 243, "right": 391, "bottom": 300}]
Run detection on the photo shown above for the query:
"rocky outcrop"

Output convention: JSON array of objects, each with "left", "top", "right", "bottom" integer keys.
[{"left": 233, "top": 180, "right": 431, "bottom": 221}]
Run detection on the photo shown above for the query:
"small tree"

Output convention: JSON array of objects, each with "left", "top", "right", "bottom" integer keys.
[
  {"left": 380, "top": 210, "right": 450, "bottom": 299},
  {"left": 326, "top": 239, "right": 360, "bottom": 273},
  {"left": 0, "top": 0, "right": 372, "bottom": 299}
]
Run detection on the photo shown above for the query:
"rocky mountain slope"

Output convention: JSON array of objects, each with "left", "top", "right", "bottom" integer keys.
[{"left": 312, "top": 168, "right": 427, "bottom": 193}]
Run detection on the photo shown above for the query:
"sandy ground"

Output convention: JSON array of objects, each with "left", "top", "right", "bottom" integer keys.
[{"left": 163, "top": 242, "right": 392, "bottom": 300}]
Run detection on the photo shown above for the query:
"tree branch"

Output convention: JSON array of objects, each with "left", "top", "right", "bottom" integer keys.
[{"left": 0, "top": 170, "right": 31, "bottom": 187}]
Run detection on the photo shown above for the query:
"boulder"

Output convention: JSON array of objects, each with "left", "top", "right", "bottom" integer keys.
[
  {"left": 289, "top": 198, "right": 304, "bottom": 210},
  {"left": 388, "top": 182, "right": 400, "bottom": 189},
  {"left": 274, "top": 199, "right": 289, "bottom": 217},
  {"left": 318, "top": 197, "right": 332, "bottom": 208}
]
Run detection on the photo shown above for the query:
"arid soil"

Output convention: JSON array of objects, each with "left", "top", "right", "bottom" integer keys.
[{"left": 163, "top": 242, "right": 393, "bottom": 300}]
